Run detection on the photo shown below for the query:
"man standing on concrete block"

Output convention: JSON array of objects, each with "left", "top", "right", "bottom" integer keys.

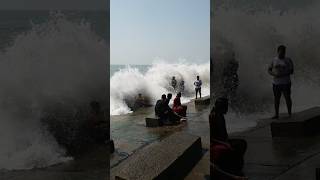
[
  {"left": 194, "top": 75, "right": 202, "bottom": 99},
  {"left": 268, "top": 45, "right": 294, "bottom": 119}
]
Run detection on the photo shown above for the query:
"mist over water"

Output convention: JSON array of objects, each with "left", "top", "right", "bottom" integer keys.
[
  {"left": 110, "top": 62, "right": 210, "bottom": 116},
  {"left": 0, "top": 13, "right": 107, "bottom": 170},
  {"left": 213, "top": 1, "right": 320, "bottom": 132}
]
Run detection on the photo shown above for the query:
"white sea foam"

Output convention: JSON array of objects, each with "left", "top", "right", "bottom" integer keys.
[
  {"left": 0, "top": 13, "right": 107, "bottom": 170},
  {"left": 110, "top": 62, "right": 210, "bottom": 115}
]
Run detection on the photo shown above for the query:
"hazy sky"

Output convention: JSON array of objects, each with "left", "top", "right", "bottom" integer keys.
[
  {"left": 0, "top": 0, "right": 108, "bottom": 10},
  {"left": 111, "top": 0, "right": 210, "bottom": 65}
]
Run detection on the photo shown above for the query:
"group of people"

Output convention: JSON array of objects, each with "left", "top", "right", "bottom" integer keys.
[
  {"left": 171, "top": 76, "right": 185, "bottom": 93},
  {"left": 155, "top": 92, "right": 187, "bottom": 124},
  {"left": 171, "top": 75, "right": 203, "bottom": 99}
]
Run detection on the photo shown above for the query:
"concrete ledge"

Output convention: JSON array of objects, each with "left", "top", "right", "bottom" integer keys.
[
  {"left": 114, "top": 132, "right": 202, "bottom": 180},
  {"left": 145, "top": 117, "right": 162, "bottom": 127},
  {"left": 271, "top": 107, "right": 320, "bottom": 137},
  {"left": 194, "top": 96, "right": 210, "bottom": 106}
]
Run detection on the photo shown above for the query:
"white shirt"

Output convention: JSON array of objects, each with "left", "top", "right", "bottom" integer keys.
[
  {"left": 269, "top": 57, "right": 293, "bottom": 85},
  {"left": 194, "top": 79, "right": 202, "bottom": 89}
]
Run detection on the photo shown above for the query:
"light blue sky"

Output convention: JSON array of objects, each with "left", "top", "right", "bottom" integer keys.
[{"left": 111, "top": 0, "right": 210, "bottom": 65}]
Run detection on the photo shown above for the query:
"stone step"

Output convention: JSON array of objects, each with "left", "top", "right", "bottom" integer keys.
[
  {"left": 113, "top": 132, "right": 203, "bottom": 180},
  {"left": 271, "top": 107, "right": 320, "bottom": 137},
  {"left": 194, "top": 96, "right": 210, "bottom": 106}
]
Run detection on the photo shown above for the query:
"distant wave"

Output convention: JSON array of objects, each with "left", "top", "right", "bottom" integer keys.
[{"left": 110, "top": 62, "right": 210, "bottom": 115}]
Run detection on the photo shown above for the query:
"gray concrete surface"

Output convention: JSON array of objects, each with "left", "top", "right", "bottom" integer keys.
[
  {"left": 111, "top": 100, "right": 210, "bottom": 180},
  {"left": 194, "top": 96, "right": 211, "bottom": 106},
  {"left": 271, "top": 107, "right": 320, "bottom": 137},
  {"left": 112, "top": 132, "right": 202, "bottom": 180},
  {"left": 231, "top": 108, "right": 320, "bottom": 180}
]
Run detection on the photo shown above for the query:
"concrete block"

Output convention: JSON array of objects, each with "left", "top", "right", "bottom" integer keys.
[
  {"left": 145, "top": 117, "right": 162, "bottom": 127},
  {"left": 271, "top": 107, "right": 320, "bottom": 137},
  {"left": 114, "top": 132, "right": 202, "bottom": 180},
  {"left": 194, "top": 96, "right": 210, "bottom": 106}
]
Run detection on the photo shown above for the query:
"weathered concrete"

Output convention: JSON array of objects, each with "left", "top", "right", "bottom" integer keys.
[
  {"left": 113, "top": 132, "right": 202, "bottom": 180},
  {"left": 271, "top": 107, "right": 320, "bottom": 137},
  {"left": 111, "top": 101, "right": 210, "bottom": 179},
  {"left": 230, "top": 107, "right": 320, "bottom": 180},
  {"left": 194, "top": 96, "right": 211, "bottom": 106},
  {"left": 185, "top": 147, "right": 210, "bottom": 180},
  {"left": 145, "top": 117, "right": 162, "bottom": 127}
]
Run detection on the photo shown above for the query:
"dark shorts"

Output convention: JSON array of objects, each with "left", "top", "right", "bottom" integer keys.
[
  {"left": 195, "top": 88, "right": 201, "bottom": 93},
  {"left": 273, "top": 83, "right": 291, "bottom": 97}
]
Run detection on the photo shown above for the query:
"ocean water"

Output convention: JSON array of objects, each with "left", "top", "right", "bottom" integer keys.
[
  {"left": 0, "top": 10, "right": 108, "bottom": 170},
  {"left": 110, "top": 63, "right": 210, "bottom": 115}
]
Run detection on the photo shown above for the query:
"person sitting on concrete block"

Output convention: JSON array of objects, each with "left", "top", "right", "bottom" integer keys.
[
  {"left": 210, "top": 98, "right": 247, "bottom": 176},
  {"left": 173, "top": 92, "right": 187, "bottom": 117}
]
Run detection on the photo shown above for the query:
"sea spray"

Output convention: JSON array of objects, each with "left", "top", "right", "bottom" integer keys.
[
  {"left": 212, "top": 0, "right": 320, "bottom": 132},
  {"left": 213, "top": 3, "right": 320, "bottom": 112},
  {"left": 0, "top": 12, "right": 107, "bottom": 170},
  {"left": 110, "top": 62, "right": 210, "bottom": 115}
]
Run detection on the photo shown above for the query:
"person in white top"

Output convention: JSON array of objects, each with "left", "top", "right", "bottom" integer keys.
[
  {"left": 268, "top": 45, "right": 294, "bottom": 119},
  {"left": 194, "top": 76, "right": 202, "bottom": 99}
]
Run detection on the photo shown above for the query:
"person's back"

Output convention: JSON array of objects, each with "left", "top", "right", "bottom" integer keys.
[
  {"left": 210, "top": 98, "right": 247, "bottom": 176},
  {"left": 212, "top": 112, "right": 229, "bottom": 142},
  {"left": 155, "top": 99, "right": 163, "bottom": 117},
  {"left": 171, "top": 77, "right": 177, "bottom": 89}
]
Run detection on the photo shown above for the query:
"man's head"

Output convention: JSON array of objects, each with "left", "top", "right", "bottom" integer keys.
[
  {"left": 138, "top": 93, "right": 142, "bottom": 97},
  {"left": 172, "top": 76, "right": 175, "bottom": 80},
  {"left": 197, "top": 76, "right": 200, "bottom": 80},
  {"left": 167, "top": 93, "right": 172, "bottom": 99},
  {"left": 277, "top": 45, "right": 286, "bottom": 59},
  {"left": 214, "top": 98, "right": 228, "bottom": 114},
  {"left": 177, "top": 92, "right": 182, "bottom": 97},
  {"left": 161, "top": 94, "right": 166, "bottom": 100}
]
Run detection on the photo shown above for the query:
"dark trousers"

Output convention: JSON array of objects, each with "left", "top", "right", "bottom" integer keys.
[
  {"left": 195, "top": 88, "right": 201, "bottom": 99},
  {"left": 273, "top": 83, "right": 292, "bottom": 116}
]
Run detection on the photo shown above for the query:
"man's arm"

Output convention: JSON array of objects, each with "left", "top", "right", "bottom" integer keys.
[
  {"left": 268, "top": 61, "right": 277, "bottom": 76},
  {"left": 288, "top": 58, "right": 294, "bottom": 75}
]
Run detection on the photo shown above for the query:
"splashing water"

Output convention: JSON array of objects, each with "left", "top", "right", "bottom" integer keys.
[
  {"left": 110, "top": 62, "right": 210, "bottom": 115},
  {"left": 212, "top": 1, "right": 320, "bottom": 132},
  {"left": 0, "top": 12, "right": 108, "bottom": 170}
]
